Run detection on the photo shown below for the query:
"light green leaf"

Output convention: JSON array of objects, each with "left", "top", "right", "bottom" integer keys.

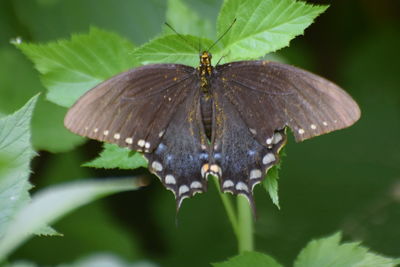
[
  {"left": 263, "top": 166, "right": 280, "bottom": 209},
  {"left": 60, "top": 253, "right": 158, "bottom": 267},
  {"left": 34, "top": 226, "right": 61, "bottom": 238},
  {"left": 263, "top": 147, "right": 285, "bottom": 209},
  {"left": 0, "top": 95, "right": 38, "bottom": 239},
  {"left": 17, "top": 27, "right": 137, "bottom": 108},
  {"left": 166, "top": 0, "right": 213, "bottom": 39},
  {"left": 216, "top": 0, "right": 328, "bottom": 62},
  {"left": 84, "top": 143, "right": 147, "bottom": 170},
  {"left": 294, "top": 232, "right": 397, "bottom": 267},
  {"left": 212, "top": 251, "right": 283, "bottom": 267},
  {"left": 0, "top": 48, "right": 84, "bottom": 152},
  {"left": 132, "top": 34, "right": 214, "bottom": 67},
  {"left": 0, "top": 177, "right": 145, "bottom": 262}
]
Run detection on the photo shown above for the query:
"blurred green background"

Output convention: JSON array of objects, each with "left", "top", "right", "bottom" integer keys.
[{"left": 1, "top": 0, "right": 399, "bottom": 266}]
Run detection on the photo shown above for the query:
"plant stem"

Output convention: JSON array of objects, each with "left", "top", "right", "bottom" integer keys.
[
  {"left": 213, "top": 177, "right": 254, "bottom": 253},
  {"left": 213, "top": 177, "right": 239, "bottom": 238},
  {"left": 237, "top": 195, "right": 254, "bottom": 253}
]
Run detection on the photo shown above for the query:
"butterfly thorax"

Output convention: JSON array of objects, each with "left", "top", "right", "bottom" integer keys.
[
  {"left": 198, "top": 51, "right": 213, "bottom": 93},
  {"left": 198, "top": 51, "right": 214, "bottom": 139}
]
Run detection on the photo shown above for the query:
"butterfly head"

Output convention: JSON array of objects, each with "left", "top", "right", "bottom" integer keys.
[{"left": 200, "top": 51, "right": 212, "bottom": 67}]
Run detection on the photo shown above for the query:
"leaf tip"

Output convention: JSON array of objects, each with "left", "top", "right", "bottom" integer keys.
[{"left": 10, "top": 36, "right": 23, "bottom": 46}]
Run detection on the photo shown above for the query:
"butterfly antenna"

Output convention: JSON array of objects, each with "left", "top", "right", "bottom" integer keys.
[
  {"left": 198, "top": 39, "right": 202, "bottom": 54},
  {"left": 165, "top": 22, "right": 197, "bottom": 51},
  {"left": 207, "top": 18, "right": 237, "bottom": 52},
  {"left": 216, "top": 52, "right": 231, "bottom": 66}
]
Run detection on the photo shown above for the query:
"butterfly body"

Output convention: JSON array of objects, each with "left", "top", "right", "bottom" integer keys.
[{"left": 65, "top": 51, "right": 360, "bottom": 210}]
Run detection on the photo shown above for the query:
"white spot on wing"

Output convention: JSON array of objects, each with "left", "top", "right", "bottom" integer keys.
[
  {"left": 179, "top": 185, "right": 189, "bottom": 195},
  {"left": 125, "top": 137, "right": 133, "bottom": 144},
  {"left": 114, "top": 133, "right": 120, "bottom": 139},
  {"left": 103, "top": 130, "right": 109, "bottom": 136},
  {"left": 210, "top": 164, "right": 222, "bottom": 177},
  {"left": 158, "top": 130, "right": 165, "bottom": 137},
  {"left": 138, "top": 139, "right": 145, "bottom": 147},
  {"left": 323, "top": 121, "right": 328, "bottom": 126},
  {"left": 93, "top": 128, "right": 98, "bottom": 133},
  {"left": 223, "top": 180, "right": 234, "bottom": 188},
  {"left": 236, "top": 182, "right": 249, "bottom": 192},
  {"left": 273, "top": 132, "right": 282, "bottom": 144},
  {"left": 298, "top": 128, "right": 305, "bottom": 135},
  {"left": 145, "top": 142, "right": 151, "bottom": 149},
  {"left": 249, "top": 128, "right": 257, "bottom": 135},
  {"left": 311, "top": 124, "right": 317, "bottom": 130},
  {"left": 151, "top": 161, "right": 163, "bottom": 172},
  {"left": 266, "top": 137, "right": 273, "bottom": 144},
  {"left": 165, "top": 174, "right": 176, "bottom": 184},
  {"left": 201, "top": 164, "right": 209, "bottom": 178},
  {"left": 190, "top": 181, "right": 202, "bottom": 189},
  {"left": 250, "top": 169, "right": 262, "bottom": 179},
  {"left": 262, "top": 153, "right": 276, "bottom": 165}
]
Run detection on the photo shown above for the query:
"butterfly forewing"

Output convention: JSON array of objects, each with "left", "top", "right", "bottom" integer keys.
[
  {"left": 216, "top": 61, "right": 360, "bottom": 143},
  {"left": 65, "top": 64, "right": 196, "bottom": 152}
]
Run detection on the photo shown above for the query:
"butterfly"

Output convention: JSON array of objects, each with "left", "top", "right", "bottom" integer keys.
[{"left": 64, "top": 50, "right": 360, "bottom": 211}]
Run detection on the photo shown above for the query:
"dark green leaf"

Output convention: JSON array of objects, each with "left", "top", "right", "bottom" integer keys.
[
  {"left": 84, "top": 143, "right": 147, "bottom": 170},
  {"left": 294, "top": 232, "right": 398, "bottom": 267},
  {"left": 212, "top": 251, "right": 283, "bottom": 267}
]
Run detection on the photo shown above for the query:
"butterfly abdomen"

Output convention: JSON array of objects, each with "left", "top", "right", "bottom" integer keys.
[{"left": 200, "top": 89, "right": 213, "bottom": 140}]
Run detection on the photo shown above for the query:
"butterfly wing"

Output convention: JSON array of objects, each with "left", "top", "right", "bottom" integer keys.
[
  {"left": 211, "top": 78, "right": 287, "bottom": 210},
  {"left": 145, "top": 87, "right": 210, "bottom": 208},
  {"left": 215, "top": 61, "right": 360, "bottom": 143},
  {"left": 65, "top": 64, "right": 196, "bottom": 152}
]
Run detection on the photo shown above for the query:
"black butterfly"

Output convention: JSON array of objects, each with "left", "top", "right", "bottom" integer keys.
[{"left": 65, "top": 51, "right": 360, "bottom": 210}]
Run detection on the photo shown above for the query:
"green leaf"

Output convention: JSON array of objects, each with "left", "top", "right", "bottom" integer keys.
[
  {"left": 216, "top": 0, "right": 328, "bottom": 62},
  {"left": 166, "top": 0, "right": 213, "bottom": 39},
  {"left": 0, "top": 177, "right": 145, "bottom": 262},
  {"left": 4, "top": 261, "right": 37, "bottom": 267},
  {"left": 294, "top": 232, "right": 398, "bottom": 267},
  {"left": 212, "top": 251, "right": 283, "bottom": 267},
  {"left": 131, "top": 34, "right": 214, "bottom": 67},
  {"left": 84, "top": 143, "right": 147, "bottom": 169},
  {"left": 263, "top": 147, "right": 286, "bottom": 209},
  {"left": 0, "top": 95, "right": 38, "bottom": 239},
  {"left": 31, "top": 95, "right": 85, "bottom": 152},
  {"left": 263, "top": 166, "right": 280, "bottom": 209},
  {"left": 61, "top": 253, "right": 158, "bottom": 267},
  {"left": 0, "top": 48, "right": 84, "bottom": 152},
  {"left": 17, "top": 27, "right": 137, "bottom": 108}
]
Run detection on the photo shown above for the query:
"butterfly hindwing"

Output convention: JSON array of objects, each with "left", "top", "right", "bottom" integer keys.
[
  {"left": 211, "top": 79, "right": 287, "bottom": 209},
  {"left": 145, "top": 87, "right": 210, "bottom": 208},
  {"left": 216, "top": 61, "right": 360, "bottom": 143},
  {"left": 65, "top": 64, "right": 196, "bottom": 152}
]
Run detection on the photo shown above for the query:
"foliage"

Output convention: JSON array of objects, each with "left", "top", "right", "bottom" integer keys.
[{"left": 0, "top": 0, "right": 399, "bottom": 266}]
